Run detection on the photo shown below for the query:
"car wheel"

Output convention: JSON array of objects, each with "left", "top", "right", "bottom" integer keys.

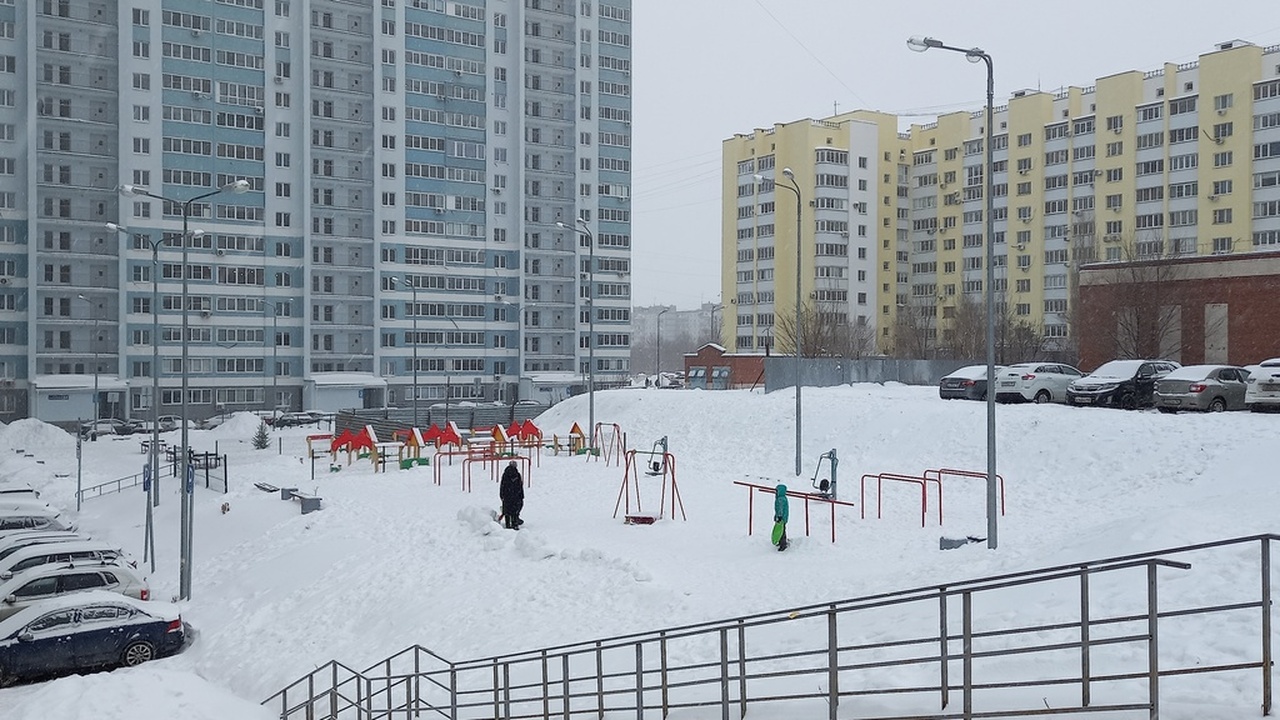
[
  {"left": 1209, "top": 397, "right": 1226, "bottom": 413},
  {"left": 1120, "top": 392, "right": 1138, "bottom": 410},
  {"left": 1033, "top": 390, "right": 1051, "bottom": 404},
  {"left": 1158, "top": 407, "right": 1177, "bottom": 414},
  {"left": 122, "top": 640, "right": 155, "bottom": 667}
]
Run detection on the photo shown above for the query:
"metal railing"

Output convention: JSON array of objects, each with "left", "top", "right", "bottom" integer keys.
[
  {"left": 76, "top": 461, "right": 177, "bottom": 502},
  {"left": 265, "top": 533, "right": 1277, "bottom": 719}
]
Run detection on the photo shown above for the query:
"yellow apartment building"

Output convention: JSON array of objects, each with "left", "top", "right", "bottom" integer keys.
[{"left": 722, "top": 40, "right": 1280, "bottom": 359}]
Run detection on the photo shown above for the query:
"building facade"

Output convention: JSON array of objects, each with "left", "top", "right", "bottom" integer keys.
[
  {"left": 723, "top": 40, "right": 1280, "bottom": 363},
  {"left": 0, "top": 0, "right": 632, "bottom": 422}
]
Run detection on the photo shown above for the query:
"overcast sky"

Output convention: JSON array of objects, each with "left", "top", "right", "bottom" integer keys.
[{"left": 628, "top": 0, "right": 1280, "bottom": 310}]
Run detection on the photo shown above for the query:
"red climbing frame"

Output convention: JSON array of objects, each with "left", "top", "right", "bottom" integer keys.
[
  {"left": 613, "top": 449, "right": 684, "bottom": 521},
  {"left": 733, "top": 481, "right": 857, "bottom": 543}
]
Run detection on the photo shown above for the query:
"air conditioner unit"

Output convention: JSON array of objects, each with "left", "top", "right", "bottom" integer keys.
[
  {"left": 1208, "top": 194, "right": 1219, "bottom": 202},
  {"left": 1111, "top": 206, "right": 1121, "bottom": 213},
  {"left": 274, "top": 76, "right": 285, "bottom": 85},
  {"left": 939, "top": 182, "right": 948, "bottom": 189},
  {"left": 253, "top": 106, "right": 264, "bottom": 114},
  {"left": 1018, "top": 168, "right": 1028, "bottom": 176},
  {"left": 200, "top": 309, "right": 212, "bottom": 318},
  {"left": 215, "top": 248, "right": 226, "bottom": 257},
  {"left": 1103, "top": 234, "right": 1120, "bottom": 243},
  {"left": 0, "top": 278, "right": 8, "bottom": 285},
  {"left": 1113, "top": 127, "right": 1122, "bottom": 135},
  {"left": 1021, "top": 217, "right": 1031, "bottom": 224},
  {"left": 1217, "top": 108, "right": 1228, "bottom": 116},
  {"left": 191, "top": 29, "right": 202, "bottom": 38},
  {"left": 1015, "top": 243, "right": 1026, "bottom": 251}
]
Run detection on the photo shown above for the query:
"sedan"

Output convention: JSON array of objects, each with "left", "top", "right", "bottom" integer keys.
[
  {"left": 1155, "top": 365, "right": 1250, "bottom": 413},
  {"left": 1245, "top": 358, "right": 1280, "bottom": 412},
  {"left": 0, "top": 590, "right": 188, "bottom": 685},
  {"left": 939, "top": 365, "right": 1005, "bottom": 400},
  {"left": 995, "top": 362, "right": 1083, "bottom": 404},
  {"left": 80, "top": 419, "right": 134, "bottom": 440}
]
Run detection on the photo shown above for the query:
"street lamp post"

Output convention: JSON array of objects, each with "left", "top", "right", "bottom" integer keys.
[
  {"left": 391, "top": 277, "right": 421, "bottom": 428},
  {"left": 655, "top": 308, "right": 670, "bottom": 385},
  {"left": 262, "top": 301, "right": 289, "bottom": 420},
  {"left": 77, "top": 295, "right": 100, "bottom": 423},
  {"left": 119, "top": 179, "right": 250, "bottom": 598},
  {"left": 908, "top": 35, "right": 998, "bottom": 550},
  {"left": 557, "top": 218, "right": 595, "bottom": 451},
  {"left": 769, "top": 169, "right": 804, "bottom": 477},
  {"left": 105, "top": 223, "right": 158, "bottom": 572}
]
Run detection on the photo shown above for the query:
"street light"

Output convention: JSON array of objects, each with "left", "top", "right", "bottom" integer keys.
[
  {"left": 262, "top": 300, "right": 290, "bottom": 421},
  {"left": 119, "top": 178, "right": 250, "bottom": 599},
  {"left": 760, "top": 169, "right": 804, "bottom": 477},
  {"left": 655, "top": 308, "right": 670, "bottom": 385},
  {"left": 76, "top": 294, "right": 101, "bottom": 423},
  {"left": 390, "top": 276, "right": 421, "bottom": 428},
  {"left": 106, "top": 223, "right": 158, "bottom": 572},
  {"left": 908, "top": 35, "right": 999, "bottom": 550},
  {"left": 557, "top": 218, "right": 596, "bottom": 451}
]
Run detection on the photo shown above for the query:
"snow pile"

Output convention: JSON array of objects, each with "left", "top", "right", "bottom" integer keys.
[
  {"left": 0, "top": 384, "right": 1275, "bottom": 718},
  {"left": 5, "top": 667, "right": 274, "bottom": 720}
]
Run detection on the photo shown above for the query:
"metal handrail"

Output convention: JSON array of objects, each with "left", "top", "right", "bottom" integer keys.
[
  {"left": 266, "top": 534, "right": 1277, "bottom": 719},
  {"left": 76, "top": 461, "right": 177, "bottom": 501}
]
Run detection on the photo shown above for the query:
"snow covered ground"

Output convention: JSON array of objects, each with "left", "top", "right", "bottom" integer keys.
[{"left": 0, "top": 384, "right": 1276, "bottom": 719}]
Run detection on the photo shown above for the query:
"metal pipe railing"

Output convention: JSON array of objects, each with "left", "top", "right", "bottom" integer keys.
[{"left": 266, "top": 534, "right": 1278, "bottom": 720}]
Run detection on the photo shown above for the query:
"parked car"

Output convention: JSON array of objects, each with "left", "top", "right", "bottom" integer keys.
[
  {"left": 79, "top": 419, "right": 134, "bottom": 440},
  {"left": 0, "top": 485, "right": 38, "bottom": 500},
  {"left": 0, "top": 560, "right": 149, "bottom": 621},
  {"left": 1245, "top": 358, "right": 1280, "bottom": 412},
  {"left": 995, "top": 362, "right": 1084, "bottom": 404},
  {"left": 273, "top": 412, "right": 320, "bottom": 428},
  {"left": 1066, "top": 360, "right": 1180, "bottom": 409},
  {"left": 0, "top": 590, "right": 188, "bottom": 685},
  {"left": 0, "top": 503, "right": 75, "bottom": 533},
  {"left": 0, "top": 541, "right": 128, "bottom": 581},
  {"left": 0, "top": 533, "right": 92, "bottom": 562},
  {"left": 938, "top": 365, "right": 1005, "bottom": 400},
  {"left": 1154, "top": 365, "right": 1250, "bottom": 413}
]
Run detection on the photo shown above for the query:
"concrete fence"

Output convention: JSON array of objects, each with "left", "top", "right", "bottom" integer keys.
[{"left": 763, "top": 357, "right": 980, "bottom": 392}]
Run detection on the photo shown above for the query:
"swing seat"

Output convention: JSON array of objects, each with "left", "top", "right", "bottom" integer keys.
[{"left": 624, "top": 513, "right": 659, "bottom": 525}]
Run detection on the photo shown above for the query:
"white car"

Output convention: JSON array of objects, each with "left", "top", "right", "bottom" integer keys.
[
  {"left": 0, "top": 532, "right": 92, "bottom": 561},
  {"left": 994, "top": 362, "right": 1083, "bottom": 404},
  {"left": 0, "top": 560, "right": 150, "bottom": 621},
  {"left": 0, "top": 502, "right": 75, "bottom": 533},
  {"left": 0, "top": 540, "right": 128, "bottom": 581},
  {"left": 1245, "top": 358, "right": 1280, "bottom": 412}
]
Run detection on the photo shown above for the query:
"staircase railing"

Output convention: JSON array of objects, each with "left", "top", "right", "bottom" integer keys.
[{"left": 265, "top": 533, "right": 1278, "bottom": 719}]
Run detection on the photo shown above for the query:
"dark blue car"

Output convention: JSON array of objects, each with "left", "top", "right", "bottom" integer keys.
[{"left": 0, "top": 590, "right": 189, "bottom": 685}]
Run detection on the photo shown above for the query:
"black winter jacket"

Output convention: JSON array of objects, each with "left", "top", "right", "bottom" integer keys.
[{"left": 500, "top": 465, "right": 524, "bottom": 505}]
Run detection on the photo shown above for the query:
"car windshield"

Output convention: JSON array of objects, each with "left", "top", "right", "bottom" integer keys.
[{"left": 1089, "top": 360, "right": 1145, "bottom": 379}]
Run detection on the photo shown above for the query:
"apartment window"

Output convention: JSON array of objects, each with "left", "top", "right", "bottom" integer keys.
[
  {"left": 1212, "top": 208, "right": 1232, "bottom": 224},
  {"left": 1214, "top": 151, "right": 1233, "bottom": 168},
  {"left": 1214, "top": 93, "right": 1233, "bottom": 111},
  {"left": 1212, "top": 236, "right": 1233, "bottom": 254},
  {"left": 1016, "top": 133, "right": 1032, "bottom": 147},
  {"left": 1212, "top": 180, "right": 1233, "bottom": 196}
]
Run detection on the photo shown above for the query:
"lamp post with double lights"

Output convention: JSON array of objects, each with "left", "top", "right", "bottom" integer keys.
[
  {"left": 556, "top": 218, "right": 595, "bottom": 451},
  {"left": 76, "top": 294, "right": 101, "bottom": 424},
  {"left": 118, "top": 178, "right": 249, "bottom": 599},
  {"left": 758, "top": 169, "right": 804, "bottom": 477},
  {"left": 262, "top": 300, "right": 290, "bottom": 421},
  {"left": 655, "top": 308, "right": 670, "bottom": 385},
  {"left": 105, "top": 223, "right": 159, "bottom": 572},
  {"left": 390, "top": 276, "right": 422, "bottom": 428},
  {"left": 908, "top": 34, "right": 998, "bottom": 550}
]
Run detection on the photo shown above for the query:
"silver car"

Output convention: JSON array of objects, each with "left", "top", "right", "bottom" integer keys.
[{"left": 1155, "top": 365, "right": 1250, "bottom": 413}]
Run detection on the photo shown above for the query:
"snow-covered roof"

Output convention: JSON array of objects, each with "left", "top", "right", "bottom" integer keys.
[
  {"left": 31, "top": 374, "right": 130, "bottom": 391},
  {"left": 304, "top": 372, "right": 388, "bottom": 387},
  {"left": 525, "top": 372, "right": 583, "bottom": 384}
]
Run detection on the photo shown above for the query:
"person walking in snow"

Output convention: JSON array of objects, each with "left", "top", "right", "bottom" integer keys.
[
  {"left": 499, "top": 460, "right": 525, "bottom": 530},
  {"left": 773, "top": 483, "right": 789, "bottom": 551}
]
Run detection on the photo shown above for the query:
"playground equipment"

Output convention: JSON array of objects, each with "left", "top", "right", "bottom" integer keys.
[
  {"left": 808, "top": 448, "right": 838, "bottom": 499},
  {"left": 613, "top": 447, "right": 684, "bottom": 523},
  {"left": 643, "top": 436, "right": 668, "bottom": 476},
  {"left": 860, "top": 467, "right": 1006, "bottom": 527},
  {"left": 589, "top": 422, "right": 625, "bottom": 466},
  {"left": 733, "top": 481, "right": 857, "bottom": 543},
  {"left": 304, "top": 434, "right": 332, "bottom": 459}
]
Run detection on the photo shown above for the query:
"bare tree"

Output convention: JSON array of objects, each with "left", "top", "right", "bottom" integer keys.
[
  {"left": 774, "top": 301, "right": 879, "bottom": 359},
  {"left": 1080, "top": 236, "right": 1189, "bottom": 361},
  {"left": 890, "top": 303, "right": 936, "bottom": 359}
]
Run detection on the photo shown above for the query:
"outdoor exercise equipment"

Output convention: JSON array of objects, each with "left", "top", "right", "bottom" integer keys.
[
  {"left": 808, "top": 448, "right": 838, "bottom": 499},
  {"left": 613, "top": 447, "right": 684, "bottom": 522},
  {"left": 643, "top": 436, "right": 669, "bottom": 476},
  {"left": 733, "top": 480, "right": 856, "bottom": 543}
]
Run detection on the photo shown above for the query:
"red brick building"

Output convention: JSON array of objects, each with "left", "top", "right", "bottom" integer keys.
[
  {"left": 682, "top": 344, "right": 766, "bottom": 390},
  {"left": 1077, "top": 253, "right": 1280, "bottom": 370}
]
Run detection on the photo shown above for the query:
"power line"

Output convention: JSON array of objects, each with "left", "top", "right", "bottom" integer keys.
[{"left": 749, "top": 0, "right": 872, "bottom": 109}]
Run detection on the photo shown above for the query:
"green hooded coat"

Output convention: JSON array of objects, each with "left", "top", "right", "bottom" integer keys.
[{"left": 774, "top": 484, "right": 789, "bottom": 524}]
